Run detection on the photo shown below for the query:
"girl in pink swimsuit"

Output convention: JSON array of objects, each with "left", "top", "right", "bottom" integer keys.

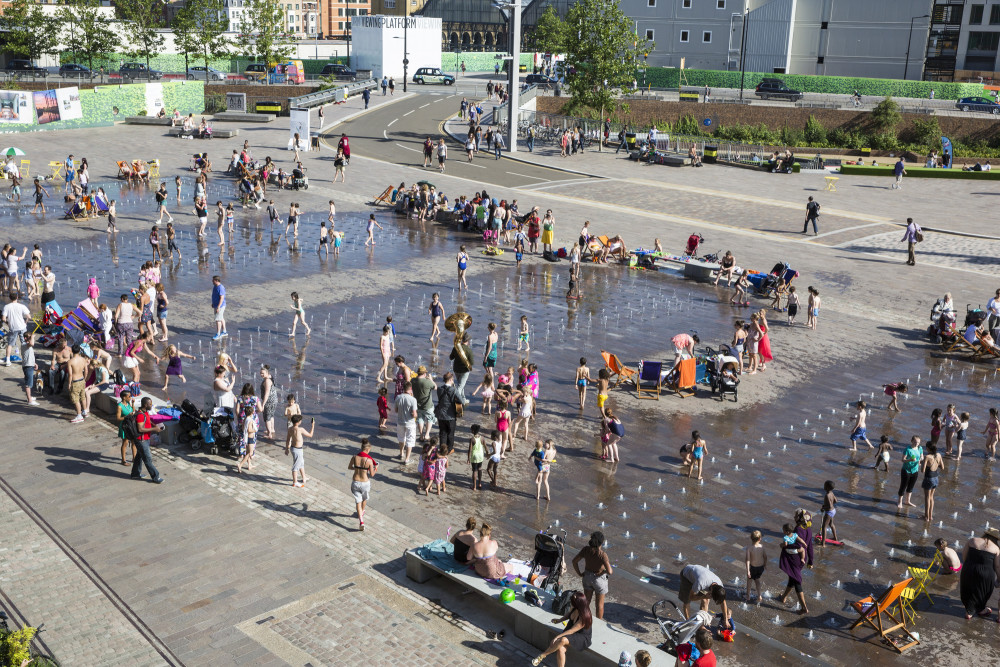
[{"left": 496, "top": 402, "right": 511, "bottom": 453}]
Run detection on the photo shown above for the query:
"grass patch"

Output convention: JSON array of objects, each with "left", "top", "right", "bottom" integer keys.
[{"left": 839, "top": 165, "right": 1000, "bottom": 179}]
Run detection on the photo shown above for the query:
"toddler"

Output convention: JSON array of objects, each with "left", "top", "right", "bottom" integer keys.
[
  {"left": 744, "top": 529, "right": 767, "bottom": 603},
  {"left": 472, "top": 374, "right": 495, "bottom": 414},
  {"left": 376, "top": 386, "right": 389, "bottom": 432},
  {"left": 872, "top": 435, "right": 893, "bottom": 471}
]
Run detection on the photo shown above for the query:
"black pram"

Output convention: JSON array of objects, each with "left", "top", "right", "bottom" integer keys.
[{"left": 527, "top": 531, "right": 566, "bottom": 593}]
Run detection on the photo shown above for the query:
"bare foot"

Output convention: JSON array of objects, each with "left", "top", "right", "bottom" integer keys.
[{"left": 906, "top": 501, "right": 917, "bottom": 507}]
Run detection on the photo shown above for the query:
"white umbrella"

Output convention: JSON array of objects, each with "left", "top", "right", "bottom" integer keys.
[{"left": 1, "top": 147, "right": 26, "bottom": 157}]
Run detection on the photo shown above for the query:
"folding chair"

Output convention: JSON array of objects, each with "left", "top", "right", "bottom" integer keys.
[
  {"left": 48, "top": 160, "right": 62, "bottom": 182},
  {"left": 973, "top": 332, "right": 1000, "bottom": 362},
  {"left": 669, "top": 357, "right": 697, "bottom": 398},
  {"left": 905, "top": 551, "right": 943, "bottom": 607},
  {"left": 589, "top": 235, "right": 610, "bottom": 262},
  {"left": 600, "top": 350, "right": 637, "bottom": 388},
  {"left": 849, "top": 578, "right": 920, "bottom": 653},
  {"left": 117, "top": 160, "right": 132, "bottom": 180},
  {"left": 147, "top": 159, "right": 160, "bottom": 181},
  {"left": 20, "top": 159, "right": 29, "bottom": 177},
  {"left": 635, "top": 361, "right": 663, "bottom": 399},
  {"left": 373, "top": 185, "right": 393, "bottom": 205}
]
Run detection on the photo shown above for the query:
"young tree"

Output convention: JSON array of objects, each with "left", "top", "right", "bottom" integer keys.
[
  {"left": 563, "top": 0, "right": 653, "bottom": 148},
  {"left": 174, "top": 0, "right": 232, "bottom": 75},
  {"left": 530, "top": 5, "right": 567, "bottom": 54},
  {"left": 238, "top": 0, "right": 293, "bottom": 69},
  {"left": 0, "top": 0, "right": 59, "bottom": 76},
  {"left": 116, "top": 0, "right": 166, "bottom": 72},
  {"left": 59, "top": 0, "right": 117, "bottom": 74}
]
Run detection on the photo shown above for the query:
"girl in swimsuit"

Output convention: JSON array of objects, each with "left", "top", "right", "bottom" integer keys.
[
  {"left": 686, "top": 433, "right": 708, "bottom": 480},
  {"left": 930, "top": 407, "right": 943, "bottom": 447},
  {"left": 944, "top": 404, "right": 959, "bottom": 456},
  {"left": 428, "top": 293, "right": 445, "bottom": 342},
  {"left": 289, "top": 291, "right": 312, "bottom": 337},
  {"left": 510, "top": 385, "right": 533, "bottom": 444},
  {"left": 983, "top": 407, "right": 999, "bottom": 461},
  {"left": 472, "top": 374, "right": 495, "bottom": 414},
  {"left": 494, "top": 400, "right": 511, "bottom": 451},
  {"left": 483, "top": 322, "right": 498, "bottom": 381},
  {"left": 575, "top": 358, "right": 591, "bottom": 410},
  {"left": 530, "top": 439, "right": 555, "bottom": 500},
  {"left": 819, "top": 481, "right": 838, "bottom": 544},
  {"left": 921, "top": 442, "right": 944, "bottom": 521},
  {"left": 457, "top": 245, "right": 469, "bottom": 290}
]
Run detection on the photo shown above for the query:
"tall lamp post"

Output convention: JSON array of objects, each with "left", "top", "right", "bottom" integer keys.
[
  {"left": 493, "top": 0, "right": 522, "bottom": 153},
  {"left": 903, "top": 14, "right": 931, "bottom": 80},
  {"left": 403, "top": 1, "right": 409, "bottom": 92}
]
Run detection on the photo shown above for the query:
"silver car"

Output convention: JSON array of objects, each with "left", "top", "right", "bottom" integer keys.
[{"left": 186, "top": 66, "right": 226, "bottom": 81}]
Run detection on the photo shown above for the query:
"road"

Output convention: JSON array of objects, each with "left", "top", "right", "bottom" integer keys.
[{"left": 327, "top": 89, "right": 603, "bottom": 189}]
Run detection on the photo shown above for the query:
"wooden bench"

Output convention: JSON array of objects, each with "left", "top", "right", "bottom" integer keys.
[{"left": 405, "top": 543, "right": 655, "bottom": 665}]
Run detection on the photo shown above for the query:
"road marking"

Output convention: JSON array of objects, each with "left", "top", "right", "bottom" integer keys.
[
  {"left": 419, "top": 103, "right": 430, "bottom": 109},
  {"left": 395, "top": 143, "right": 422, "bottom": 153},
  {"left": 505, "top": 171, "right": 548, "bottom": 182},
  {"left": 521, "top": 176, "right": 604, "bottom": 190},
  {"left": 387, "top": 118, "right": 397, "bottom": 127},
  {"left": 403, "top": 110, "right": 415, "bottom": 116},
  {"left": 460, "top": 161, "right": 486, "bottom": 169},
  {"left": 383, "top": 130, "right": 387, "bottom": 138},
  {"left": 809, "top": 222, "right": 887, "bottom": 240}
]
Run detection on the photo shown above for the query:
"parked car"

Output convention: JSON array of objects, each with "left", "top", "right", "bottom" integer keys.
[
  {"left": 5, "top": 60, "right": 47, "bottom": 77},
  {"left": 119, "top": 62, "right": 162, "bottom": 80},
  {"left": 59, "top": 63, "right": 95, "bottom": 79},
  {"left": 320, "top": 63, "right": 357, "bottom": 81},
  {"left": 955, "top": 96, "right": 1000, "bottom": 114},
  {"left": 412, "top": 67, "right": 454, "bottom": 85},
  {"left": 244, "top": 63, "right": 267, "bottom": 82},
  {"left": 187, "top": 66, "right": 226, "bottom": 81},
  {"left": 524, "top": 74, "right": 557, "bottom": 89},
  {"left": 754, "top": 78, "right": 803, "bottom": 101}
]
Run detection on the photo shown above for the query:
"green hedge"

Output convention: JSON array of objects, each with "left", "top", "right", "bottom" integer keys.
[
  {"left": 641, "top": 67, "right": 983, "bottom": 100},
  {"left": 59, "top": 53, "right": 350, "bottom": 75},
  {"left": 444, "top": 52, "right": 535, "bottom": 72},
  {"left": 840, "top": 164, "right": 1000, "bottom": 179}
]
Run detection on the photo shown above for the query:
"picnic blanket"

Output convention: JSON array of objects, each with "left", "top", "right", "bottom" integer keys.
[{"left": 412, "top": 539, "right": 469, "bottom": 574}]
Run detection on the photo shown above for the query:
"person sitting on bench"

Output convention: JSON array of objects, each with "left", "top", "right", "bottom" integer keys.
[
  {"left": 688, "top": 146, "right": 703, "bottom": 167},
  {"left": 465, "top": 523, "right": 513, "bottom": 579},
  {"left": 597, "top": 235, "right": 628, "bottom": 263},
  {"left": 714, "top": 251, "right": 735, "bottom": 286}
]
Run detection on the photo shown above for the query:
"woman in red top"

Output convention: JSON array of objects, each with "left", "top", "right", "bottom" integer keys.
[{"left": 527, "top": 210, "right": 541, "bottom": 254}]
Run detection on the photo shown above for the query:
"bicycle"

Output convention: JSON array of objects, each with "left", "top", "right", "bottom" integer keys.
[{"left": 0, "top": 611, "right": 60, "bottom": 666}]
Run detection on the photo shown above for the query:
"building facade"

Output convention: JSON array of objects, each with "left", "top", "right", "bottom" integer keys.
[
  {"left": 318, "top": 0, "right": 372, "bottom": 39},
  {"left": 924, "top": 0, "right": 1000, "bottom": 82},
  {"left": 370, "top": 0, "right": 427, "bottom": 17},
  {"left": 622, "top": 0, "right": 934, "bottom": 79}
]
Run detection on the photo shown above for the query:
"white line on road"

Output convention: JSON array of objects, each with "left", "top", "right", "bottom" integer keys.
[
  {"left": 506, "top": 171, "right": 548, "bottom": 182},
  {"left": 395, "top": 143, "right": 422, "bottom": 153},
  {"left": 420, "top": 103, "right": 431, "bottom": 108},
  {"left": 387, "top": 118, "right": 397, "bottom": 126},
  {"left": 383, "top": 130, "right": 388, "bottom": 138},
  {"left": 403, "top": 110, "right": 415, "bottom": 116},
  {"left": 521, "top": 177, "right": 606, "bottom": 190}
]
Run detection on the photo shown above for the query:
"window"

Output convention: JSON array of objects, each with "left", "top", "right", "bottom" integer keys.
[
  {"left": 338, "top": 8, "right": 343, "bottom": 14},
  {"left": 991, "top": 5, "right": 1000, "bottom": 24},
  {"left": 645, "top": 29, "right": 654, "bottom": 41},
  {"left": 384, "top": 0, "right": 395, "bottom": 6},
  {"left": 703, "top": 31, "right": 712, "bottom": 43},
  {"left": 680, "top": 29, "right": 689, "bottom": 42},
  {"left": 648, "top": 0, "right": 655, "bottom": 6},
  {"left": 682, "top": 0, "right": 691, "bottom": 7},
  {"left": 411, "top": 0, "right": 417, "bottom": 5},
  {"left": 816, "top": 56, "right": 824, "bottom": 64},
  {"left": 717, "top": 0, "right": 725, "bottom": 8},
  {"left": 968, "top": 30, "right": 1000, "bottom": 51},
  {"left": 970, "top": 4, "right": 985, "bottom": 24},
  {"left": 820, "top": 21, "right": 828, "bottom": 29}
]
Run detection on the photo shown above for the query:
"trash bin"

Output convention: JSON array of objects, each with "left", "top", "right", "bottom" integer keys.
[
  {"left": 554, "top": 85, "right": 561, "bottom": 97},
  {"left": 625, "top": 133, "right": 637, "bottom": 149},
  {"left": 703, "top": 145, "right": 718, "bottom": 164},
  {"left": 256, "top": 100, "right": 282, "bottom": 114}
]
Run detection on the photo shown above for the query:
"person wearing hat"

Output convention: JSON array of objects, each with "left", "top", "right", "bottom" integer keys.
[
  {"left": 411, "top": 365, "right": 437, "bottom": 442},
  {"left": 960, "top": 528, "right": 1000, "bottom": 619}
]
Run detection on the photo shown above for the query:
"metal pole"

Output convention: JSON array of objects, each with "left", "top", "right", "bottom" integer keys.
[
  {"left": 904, "top": 16, "right": 916, "bottom": 80},
  {"left": 738, "top": 9, "right": 749, "bottom": 102},
  {"left": 403, "top": 5, "right": 409, "bottom": 92},
  {"left": 506, "top": 0, "right": 521, "bottom": 152}
]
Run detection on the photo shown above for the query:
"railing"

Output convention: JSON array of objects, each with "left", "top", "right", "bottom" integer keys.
[{"left": 288, "top": 78, "right": 378, "bottom": 109}]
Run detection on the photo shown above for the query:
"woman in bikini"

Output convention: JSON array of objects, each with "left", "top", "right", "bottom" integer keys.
[
  {"left": 466, "top": 524, "right": 512, "bottom": 579},
  {"left": 451, "top": 517, "right": 479, "bottom": 564},
  {"left": 456, "top": 246, "right": 469, "bottom": 291},
  {"left": 983, "top": 407, "right": 1000, "bottom": 461},
  {"left": 483, "top": 322, "right": 499, "bottom": 383},
  {"left": 348, "top": 439, "right": 377, "bottom": 530},
  {"left": 921, "top": 442, "right": 944, "bottom": 522}
]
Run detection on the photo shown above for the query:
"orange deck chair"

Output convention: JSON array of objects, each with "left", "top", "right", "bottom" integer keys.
[
  {"left": 601, "top": 350, "right": 637, "bottom": 388},
  {"left": 849, "top": 578, "right": 920, "bottom": 654}
]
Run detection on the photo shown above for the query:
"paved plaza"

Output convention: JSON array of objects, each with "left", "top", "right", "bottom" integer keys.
[{"left": 1, "top": 88, "right": 999, "bottom": 667}]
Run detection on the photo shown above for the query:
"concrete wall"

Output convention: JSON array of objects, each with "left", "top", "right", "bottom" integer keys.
[{"left": 351, "top": 14, "right": 442, "bottom": 80}]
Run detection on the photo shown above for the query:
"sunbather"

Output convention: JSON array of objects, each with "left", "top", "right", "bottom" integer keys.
[{"left": 598, "top": 235, "right": 628, "bottom": 263}]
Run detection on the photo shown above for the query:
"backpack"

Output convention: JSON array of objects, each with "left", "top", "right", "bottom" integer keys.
[
  {"left": 111, "top": 369, "right": 127, "bottom": 386},
  {"left": 551, "top": 589, "right": 577, "bottom": 615},
  {"left": 120, "top": 412, "right": 140, "bottom": 443}
]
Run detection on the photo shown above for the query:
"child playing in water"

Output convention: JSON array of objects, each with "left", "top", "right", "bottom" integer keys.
[
  {"left": 955, "top": 411, "right": 970, "bottom": 460},
  {"left": 984, "top": 407, "right": 999, "bottom": 461},
  {"left": 328, "top": 199, "right": 336, "bottom": 223},
  {"left": 818, "top": 480, "right": 838, "bottom": 544},
  {"left": 686, "top": 432, "right": 708, "bottom": 480},
  {"left": 332, "top": 230, "right": 343, "bottom": 257},
  {"left": 730, "top": 272, "right": 749, "bottom": 306},
  {"left": 806, "top": 286, "right": 820, "bottom": 330},
  {"left": 517, "top": 315, "right": 530, "bottom": 352},
  {"left": 87, "top": 277, "right": 100, "bottom": 309},
  {"left": 745, "top": 530, "right": 767, "bottom": 603},
  {"left": 883, "top": 382, "right": 908, "bottom": 412},
  {"left": 595, "top": 368, "right": 610, "bottom": 420},
  {"left": 849, "top": 401, "right": 873, "bottom": 451},
  {"left": 472, "top": 374, "right": 495, "bottom": 414},
  {"left": 786, "top": 286, "right": 799, "bottom": 325},
  {"left": 934, "top": 538, "right": 963, "bottom": 573},
  {"left": 486, "top": 429, "right": 503, "bottom": 488},
  {"left": 467, "top": 424, "right": 485, "bottom": 490},
  {"left": 575, "top": 357, "right": 591, "bottom": 410},
  {"left": 284, "top": 393, "right": 301, "bottom": 431},
  {"left": 872, "top": 435, "right": 893, "bottom": 471},
  {"left": 289, "top": 292, "right": 311, "bottom": 337},
  {"left": 376, "top": 386, "right": 389, "bottom": 432},
  {"left": 162, "top": 344, "right": 195, "bottom": 390},
  {"left": 319, "top": 221, "right": 330, "bottom": 257},
  {"left": 225, "top": 203, "right": 235, "bottom": 232}
]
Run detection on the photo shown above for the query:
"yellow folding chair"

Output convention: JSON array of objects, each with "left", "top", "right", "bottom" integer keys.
[
  {"left": 850, "top": 578, "right": 920, "bottom": 653},
  {"left": 20, "top": 159, "right": 29, "bottom": 177},
  {"left": 48, "top": 160, "right": 62, "bottom": 183},
  {"left": 906, "top": 551, "right": 943, "bottom": 606},
  {"left": 893, "top": 584, "right": 919, "bottom": 625},
  {"left": 147, "top": 159, "right": 160, "bottom": 181}
]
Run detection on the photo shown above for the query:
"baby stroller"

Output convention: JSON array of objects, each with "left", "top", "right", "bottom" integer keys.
[
  {"left": 965, "top": 304, "right": 987, "bottom": 329},
  {"left": 526, "top": 529, "right": 567, "bottom": 594},
  {"left": 291, "top": 167, "right": 309, "bottom": 190},
  {"left": 210, "top": 410, "right": 236, "bottom": 456},
  {"left": 177, "top": 399, "right": 215, "bottom": 451},
  {"left": 652, "top": 600, "right": 715, "bottom": 656},
  {"left": 684, "top": 234, "right": 704, "bottom": 257},
  {"left": 705, "top": 346, "right": 740, "bottom": 402}
]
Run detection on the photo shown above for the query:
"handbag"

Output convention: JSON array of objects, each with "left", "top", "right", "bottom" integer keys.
[{"left": 915, "top": 231, "right": 924, "bottom": 242}]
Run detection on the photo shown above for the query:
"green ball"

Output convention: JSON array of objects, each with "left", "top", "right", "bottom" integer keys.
[{"left": 500, "top": 588, "right": 515, "bottom": 604}]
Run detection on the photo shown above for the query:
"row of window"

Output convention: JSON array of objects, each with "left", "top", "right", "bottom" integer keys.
[
  {"left": 646, "top": 0, "right": 727, "bottom": 7},
  {"left": 640, "top": 28, "right": 712, "bottom": 44},
  {"left": 384, "top": 0, "right": 419, "bottom": 7},
  {"left": 968, "top": 5, "right": 1000, "bottom": 25}
]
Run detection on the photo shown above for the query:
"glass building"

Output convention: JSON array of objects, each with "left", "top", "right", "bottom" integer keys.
[{"left": 418, "top": 0, "right": 576, "bottom": 51}]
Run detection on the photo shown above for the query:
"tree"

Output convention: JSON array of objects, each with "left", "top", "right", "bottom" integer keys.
[
  {"left": 530, "top": 5, "right": 567, "bottom": 54},
  {"left": 238, "top": 0, "right": 293, "bottom": 67},
  {"left": 174, "top": 0, "right": 232, "bottom": 74},
  {"left": 870, "top": 96, "right": 901, "bottom": 133},
  {"left": 59, "top": 0, "right": 117, "bottom": 74},
  {"left": 804, "top": 115, "right": 827, "bottom": 145},
  {"left": 116, "top": 0, "right": 166, "bottom": 72},
  {"left": 562, "top": 0, "right": 653, "bottom": 148},
  {"left": 0, "top": 0, "right": 59, "bottom": 74}
]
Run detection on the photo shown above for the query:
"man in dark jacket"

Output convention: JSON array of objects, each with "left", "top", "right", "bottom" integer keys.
[{"left": 435, "top": 372, "right": 459, "bottom": 451}]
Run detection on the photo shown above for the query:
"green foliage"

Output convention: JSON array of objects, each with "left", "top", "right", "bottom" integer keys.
[
  {"left": 563, "top": 0, "right": 653, "bottom": 119},
  {"left": 870, "top": 97, "right": 901, "bottom": 132},
  {"left": 804, "top": 115, "right": 826, "bottom": 145},
  {"left": 909, "top": 116, "right": 942, "bottom": 149},
  {"left": 780, "top": 126, "right": 805, "bottom": 147},
  {"left": 672, "top": 115, "right": 703, "bottom": 136},
  {"left": 828, "top": 128, "right": 867, "bottom": 149},
  {"left": 0, "top": 626, "right": 36, "bottom": 667},
  {"left": 0, "top": 0, "right": 59, "bottom": 63},
  {"left": 640, "top": 67, "right": 984, "bottom": 100},
  {"left": 59, "top": 0, "right": 116, "bottom": 73},
  {"left": 238, "top": 0, "right": 294, "bottom": 67},
  {"left": 446, "top": 52, "right": 533, "bottom": 73},
  {"left": 117, "top": 0, "right": 166, "bottom": 71},
  {"left": 840, "top": 164, "right": 1000, "bottom": 179},
  {"left": 530, "top": 6, "right": 566, "bottom": 54},
  {"left": 175, "top": 0, "right": 233, "bottom": 73},
  {"left": 869, "top": 131, "right": 900, "bottom": 151},
  {"left": 714, "top": 122, "right": 779, "bottom": 144}
]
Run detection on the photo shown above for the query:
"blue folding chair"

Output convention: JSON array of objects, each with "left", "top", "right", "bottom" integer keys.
[{"left": 636, "top": 361, "right": 663, "bottom": 400}]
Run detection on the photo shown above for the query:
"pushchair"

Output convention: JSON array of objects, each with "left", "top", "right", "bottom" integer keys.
[
  {"left": 705, "top": 346, "right": 740, "bottom": 401},
  {"left": 526, "top": 529, "right": 567, "bottom": 594},
  {"left": 210, "top": 410, "right": 236, "bottom": 456},
  {"left": 652, "top": 600, "right": 715, "bottom": 656},
  {"left": 291, "top": 168, "right": 309, "bottom": 190},
  {"left": 177, "top": 399, "right": 215, "bottom": 451},
  {"left": 964, "top": 304, "right": 987, "bottom": 329},
  {"left": 684, "top": 234, "right": 704, "bottom": 257}
]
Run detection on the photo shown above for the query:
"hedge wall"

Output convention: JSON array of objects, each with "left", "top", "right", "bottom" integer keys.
[
  {"left": 839, "top": 164, "right": 1000, "bottom": 179},
  {"left": 642, "top": 68, "right": 984, "bottom": 100},
  {"left": 445, "top": 52, "right": 536, "bottom": 72},
  {"left": 59, "top": 53, "right": 350, "bottom": 76}
]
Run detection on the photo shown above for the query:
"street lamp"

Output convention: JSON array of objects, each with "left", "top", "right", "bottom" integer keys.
[
  {"left": 403, "top": 0, "right": 409, "bottom": 92},
  {"left": 904, "top": 14, "right": 931, "bottom": 80},
  {"left": 493, "top": 0, "right": 523, "bottom": 153}
]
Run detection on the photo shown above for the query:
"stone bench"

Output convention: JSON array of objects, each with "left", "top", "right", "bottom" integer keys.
[
  {"left": 405, "top": 543, "right": 655, "bottom": 665},
  {"left": 657, "top": 255, "right": 721, "bottom": 282},
  {"left": 167, "top": 127, "right": 239, "bottom": 139},
  {"left": 628, "top": 151, "right": 692, "bottom": 166},
  {"left": 211, "top": 112, "right": 275, "bottom": 123},
  {"left": 90, "top": 381, "right": 180, "bottom": 447},
  {"left": 124, "top": 116, "right": 172, "bottom": 126}
]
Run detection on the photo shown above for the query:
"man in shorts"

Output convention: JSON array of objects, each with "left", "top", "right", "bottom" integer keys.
[
  {"left": 285, "top": 414, "right": 315, "bottom": 487},
  {"left": 2, "top": 292, "right": 30, "bottom": 366},
  {"left": 411, "top": 365, "right": 437, "bottom": 442},
  {"left": 348, "top": 438, "right": 377, "bottom": 531},
  {"left": 21, "top": 333, "right": 38, "bottom": 405},
  {"left": 67, "top": 344, "right": 90, "bottom": 423},
  {"left": 211, "top": 275, "right": 227, "bottom": 340},
  {"left": 395, "top": 381, "right": 418, "bottom": 463},
  {"left": 677, "top": 564, "right": 731, "bottom": 629}
]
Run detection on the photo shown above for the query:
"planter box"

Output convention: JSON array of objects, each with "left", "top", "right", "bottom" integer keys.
[{"left": 840, "top": 165, "right": 1000, "bottom": 179}]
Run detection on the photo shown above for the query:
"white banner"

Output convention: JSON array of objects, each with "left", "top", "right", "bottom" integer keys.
[
  {"left": 0, "top": 90, "right": 33, "bottom": 124},
  {"left": 55, "top": 86, "right": 82, "bottom": 121},
  {"left": 288, "top": 108, "right": 310, "bottom": 151},
  {"left": 145, "top": 82, "right": 164, "bottom": 117}
]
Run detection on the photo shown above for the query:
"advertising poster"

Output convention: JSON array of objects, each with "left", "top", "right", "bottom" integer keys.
[
  {"left": 33, "top": 89, "right": 60, "bottom": 125},
  {"left": 288, "top": 108, "right": 310, "bottom": 150},
  {"left": 0, "top": 90, "right": 32, "bottom": 124},
  {"left": 55, "top": 87, "right": 82, "bottom": 121},
  {"left": 145, "top": 82, "right": 164, "bottom": 117}
]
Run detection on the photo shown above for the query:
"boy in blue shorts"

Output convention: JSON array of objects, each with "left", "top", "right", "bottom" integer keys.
[{"left": 848, "top": 400, "right": 873, "bottom": 451}]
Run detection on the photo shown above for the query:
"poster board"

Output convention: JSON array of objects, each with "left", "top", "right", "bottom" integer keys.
[
  {"left": 288, "top": 108, "right": 310, "bottom": 150},
  {"left": 0, "top": 91, "right": 33, "bottom": 124}
]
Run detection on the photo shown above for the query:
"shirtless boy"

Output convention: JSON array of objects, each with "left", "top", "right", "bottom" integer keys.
[
  {"left": 849, "top": 400, "right": 873, "bottom": 451},
  {"left": 285, "top": 413, "right": 315, "bottom": 487},
  {"left": 348, "top": 438, "right": 377, "bottom": 530}
]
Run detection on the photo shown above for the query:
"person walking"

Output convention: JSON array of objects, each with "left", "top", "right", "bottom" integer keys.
[
  {"left": 211, "top": 275, "right": 228, "bottom": 340},
  {"left": 131, "top": 397, "right": 165, "bottom": 483},
  {"left": 451, "top": 331, "right": 474, "bottom": 405},
  {"left": 348, "top": 438, "right": 377, "bottom": 531},
  {"left": 901, "top": 217, "right": 922, "bottom": 266},
  {"left": 435, "top": 372, "right": 459, "bottom": 452},
  {"left": 395, "top": 381, "right": 418, "bottom": 463},
  {"left": 362, "top": 86, "right": 371, "bottom": 109},
  {"left": 572, "top": 531, "right": 612, "bottom": 620},
  {"left": 2, "top": 292, "right": 30, "bottom": 367},
  {"left": 892, "top": 157, "right": 907, "bottom": 189},
  {"left": 381, "top": 76, "right": 388, "bottom": 95},
  {"left": 437, "top": 138, "right": 448, "bottom": 173},
  {"left": 897, "top": 435, "right": 924, "bottom": 509},
  {"left": 803, "top": 196, "right": 820, "bottom": 235}
]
